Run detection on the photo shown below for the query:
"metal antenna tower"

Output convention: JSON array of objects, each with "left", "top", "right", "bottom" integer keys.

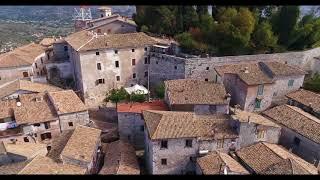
[{"left": 73, "top": 6, "right": 92, "bottom": 21}]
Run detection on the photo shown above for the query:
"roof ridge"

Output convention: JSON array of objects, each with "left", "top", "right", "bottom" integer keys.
[
  {"left": 77, "top": 36, "right": 95, "bottom": 51},
  {"left": 285, "top": 105, "right": 320, "bottom": 125}
]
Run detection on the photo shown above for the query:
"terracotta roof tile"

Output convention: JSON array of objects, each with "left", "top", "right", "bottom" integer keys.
[
  {"left": 197, "top": 151, "right": 249, "bottom": 174},
  {"left": 0, "top": 99, "right": 16, "bottom": 119},
  {"left": 13, "top": 93, "right": 58, "bottom": 125},
  {"left": 143, "top": 110, "right": 237, "bottom": 140},
  {"left": 230, "top": 108, "right": 280, "bottom": 128},
  {"left": 117, "top": 100, "right": 168, "bottom": 113},
  {"left": 261, "top": 61, "right": 306, "bottom": 77},
  {"left": 286, "top": 89, "right": 320, "bottom": 112},
  {"left": 48, "top": 90, "right": 87, "bottom": 114},
  {"left": 215, "top": 63, "right": 273, "bottom": 85},
  {"left": 0, "top": 159, "right": 32, "bottom": 174},
  {"left": 99, "top": 140, "right": 140, "bottom": 175},
  {"left": 66, "top": 31, "right": 156, "bottom": 52},
  {"left": 61, "top": 125, "right": 101, "bottom": 163},
  {"left": 47, "top": 130, "right": 75, "bottom": 162},
  {"left": 0, "top": 79, "right": 62, "bottom": 99},
  {"left": 0, "top": 43, "right": 46, "bottom": 68},
  {"left": 2, "top": 141, "right": 47, "bottom": 159},
  {"left": 263, "top": 104, "right": 320, "bottom": 144},
  {"left": 19, "top": 155, "right": 87, "bottom": 174},
  {"left": 236, "top": 142, "right": 318, "bottom": 174},
  {"left": 165, "top": 79, "right": 229, "bottom": 105}
]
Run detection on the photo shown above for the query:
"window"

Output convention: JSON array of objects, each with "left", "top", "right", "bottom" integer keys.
[
  {"left": 34, "top": 123, "right": 41, "bottom": 127},
  {"left": 97, "top": 29, "right": 101, "bottom": 33},
  {"left": 68, "top": 122, "right": 73, "bottom": 127},
  {"left": 144, "top": 71, "right": 148, "bottom": 77},
  {"left": 217, "top": 139, "right": 224, "bottom": 148},
  {"left": 115, "top": 61, "right": 119, "bottom": 68},
  {"left": 97, "top": 79, "right": 105, "bottom": 84},
  {"left": 47, "top": 146, "right": 52, "bottom": 151},
  {"left": 132, "top": 59, "right": 136, "bottom": 66},
  {"left": 23, "top": 72, "right": 29, "bottom": 77},
  {"left": 161, "top": 159, "right": 167, "bottom": 165},
  {"left": 107, "top": 29, "right": 111, "bottom": 33},
  {"left": 121, "top": 24, "right": 124, "bottom": 27},
  {"left": 96, "top": 52, "right": 100, "bottom": 56},
  {"left": 294, "top": 137, "right": 301, "bottom": 146},
  {"left": 288, "top": 79, "right": 294, "bottom": 87},
  {"left": 37, "top": 72, "right": 40, "bottom": 76},
  {"left": 41, "top": 58, "right": 43, "bottom": 64},
  {"left": 133, "top": 73, "right": 136, "bottom": 79},
  {"left": 174, "top": 66, "right": 177, "bottom": 70},
  {"left": 47, "top": 53, "right": 50, "bottom": 60},
  {"left": 64, "top": 45, "right": 68, "bottom": 51},
  {"left": 206, "top": 67, "right": 209, "bottom": 70},
  {"left": 145, "top": 47, "right": 148, "bottom": 51},
  {"left": 156, "top": 61, "right": 158, "bottom": 64},
  {"left": 24, "top": 137, "right": 29, "bottom": 142},
  {"left": 44, "top": 122, "right": 50, "bottom": 129},
  {"left": 185, "top": 139, "right": 192, "bottom": 148},
  {"left": 255, "top": 99, "right": 261, "bottom": 109},
  {"left": 132, "top": 49, "right": 135, "bottom": 52},
  {"left": 144, "top": 57, "right": 148, "bottom": 64},
  {"left": 256, "top": 129, "right": 265, "bottom": 139},
  {"left": 34, "top": 133, "right": 37, "bottom": 137},
  {"left": 205, "top": 78, "right": 208, "bottom": 82},
  {"left": 35, "top": 63, "right": 38, "bottom": 69},
  {"left": 116, "top": 76, "right": 120, "bottom": 81},
  {"left": 114, "top": 50, "right": 118, "bottom": 54},
  {"left": 140, "top": 125, "right": 144, "bottom": 132},
  {"left": 40, "top": 132, "right": 52, "bottom": 140},
  {"left": 160, "top": 140, "right": 168, "bottom": 149},
  {"left": 97, "top": 63, "right": 101, "bottom": 70},
  {"left": 257, "top": 84, "right": 264, "bottom": 95},
  {"left": 101, "top": 14, "right": 104, "bottom": 18},
  {"left": 273, "top": 92, "right": 277, "bottom": 97}
]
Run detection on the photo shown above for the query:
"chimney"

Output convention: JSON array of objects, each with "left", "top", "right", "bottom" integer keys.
[{"left": 244, "top": 67, "right": 249, "bottom": 73}]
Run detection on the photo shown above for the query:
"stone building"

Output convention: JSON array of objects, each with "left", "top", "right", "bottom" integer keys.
[
  {"left": 214, "top": 63, "right": 274, "bottom": 112},
  {"left": 164, "top": 79, "right": 230, "bottom": 114},
  {"left": 195, "top": 151, "right": 249, "bottom": 175},
  {"left": 258, "top": 61, "right": 306, "bottom": 102},
  {"left": 143, "top": 110, "right": 239, "bottom": 175},
  {"left": 0, "top": 141, "right": 47, "bottom": 166},
  {"left": 286, "top": 89, "right": 320, "bottom": 118},
  {"left": 60, "top": 125, "right": 102, "bottom": 174},
  {"left": 0, "top": 90, "right": 89, "bottom": 145},
  {"left": 0, "top": 79, "right": 62, "bottom": 100},
  {"left": 229, "top": 108, "right": 281, "bottom": 148},
  {"left": 2, "top": 126, "right": 102, "bottom": 174},
  {"left": 47, "top": 90, "right": 90, "bottom": 131},
  {"left": 75, "top": 6, "right": 137, "bottom": 34},
  {"left": 65, "top": 30, "right": 157, "bottom": 106},
  {"left": 263, "top": 104, "right": 320, "bottom": 168},
  {"left": 214, "top": 62, "right": 305, "bottom": 112},
  {"left": 99, "top": 140, "right": 140, "bottom": 175},
  {"left": 117, "top": 100, "right": 168, "bottom": 149},
  {"left": 234, "top": 142, "right": 318, "bottom": 174},
  {"left": 0, "top": 43, "right": 48, "bottom": 85}
]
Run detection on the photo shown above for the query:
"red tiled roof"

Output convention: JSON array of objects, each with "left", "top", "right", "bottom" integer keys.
[{"left": 117, "top": 101, "right": 168, "bottom": 113}]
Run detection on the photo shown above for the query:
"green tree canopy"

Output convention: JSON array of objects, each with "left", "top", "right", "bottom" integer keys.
[
  {"left": 304, "top": 73, "right": 320, "bottom": 93},
  {"left": 251, "top": 21, "right": 278, "bottom": 53},
  {"left": 105, "top": 87, "right": 128, "bottom": 106}
]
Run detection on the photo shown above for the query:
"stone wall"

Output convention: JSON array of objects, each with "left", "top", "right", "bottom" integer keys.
[
  {"left": 89, "top": 20, "right": 137, "bottom": 34},
  {"left": 0, "top": 66, "right": 33, "bottom": 86},
  {"left": 150, "top": 138, "right": 198, "bottom": 175},
  {"left": 149, "top": 53, "right": 185, "bottom": 87},
  {"left": 237, "top": 122, "right": 281, "bottom": 148},
  {"left": 272, "top": 75, "right": 305, "bottom": 101},
  {"left": 279, "top": 127, "right": 320, "bottom": 166},
  {"left": 149, "top": 47, "right": 320, "bottom": 89},
  {"left": 59, "top": 111, "right": 90, "bottom": 131},
  {"left": 118, "top": 112, "right": 145, "bottom": 149}
]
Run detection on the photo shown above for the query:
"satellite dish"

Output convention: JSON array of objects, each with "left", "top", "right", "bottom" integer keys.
[{"left": 16, "top": 102, "right": 22, "bottom": 107}]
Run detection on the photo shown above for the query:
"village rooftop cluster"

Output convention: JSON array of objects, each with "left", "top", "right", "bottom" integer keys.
[{"left": 0, "top": 6, "right": 320, "bottom": 175}]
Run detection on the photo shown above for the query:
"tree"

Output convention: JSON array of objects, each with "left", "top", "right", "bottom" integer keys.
[
  {"left": 271, "top": 6, "right": 300, "bottom": 46},
  {"left": 175, "top": 32, "right": 197, "bottom": 53},
  {"left": 213, "top": 7, "right": 256, "bottom": 55},
  {"left": 105, "top": 87, "right": 128, "bottom": 107},
  {"left": 154, "top": 82, "right": 165, "bottom": 99},
  {"left": 196, "top": 6, "right": 209, "bottom": 17},
  {"left": 181, "top": 6, "right": 199, "bottom": 32},
  {"left": 251, "top": 21, "right": 278, "bottom": 53},
  {"left": 130, "top": 93, "right": 146, "bottom": 102},
  {"left": 304, "top": 73, "right": 320, "bottom": 93}
]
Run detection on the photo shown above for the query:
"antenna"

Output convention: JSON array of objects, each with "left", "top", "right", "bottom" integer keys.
[{"left": 73, "top": 6, "right": 92, "bottom": 21}]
